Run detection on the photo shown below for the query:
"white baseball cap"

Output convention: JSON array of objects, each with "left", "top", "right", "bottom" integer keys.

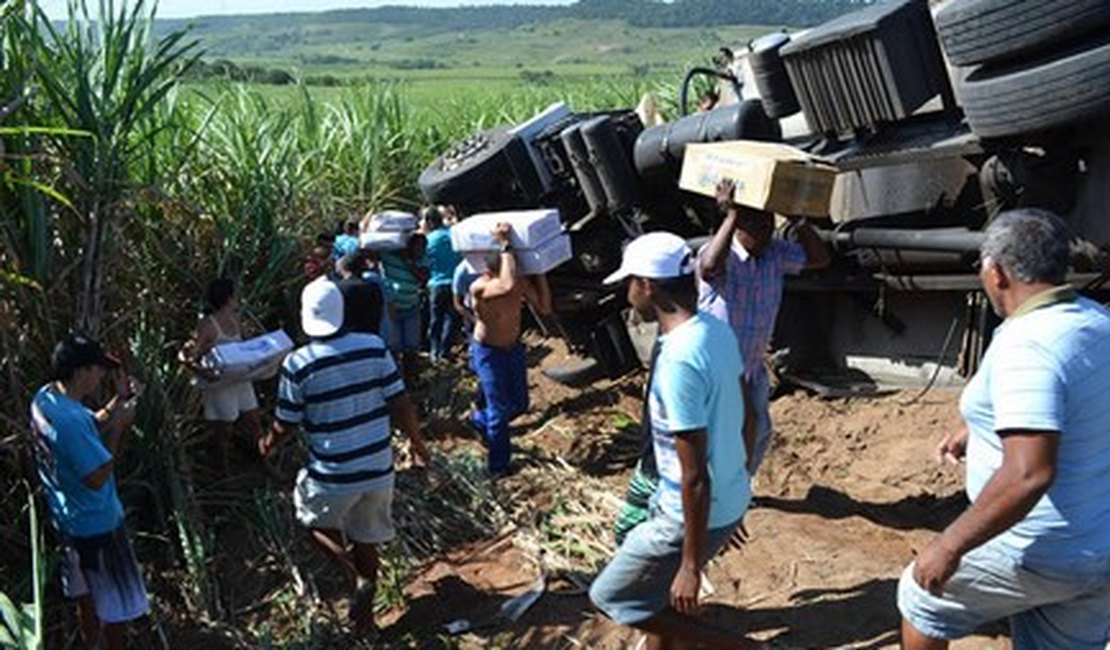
[
  {"left": 301, "top": 278, "right": 344, "bottom": 338},
  {"left": 603, "top": 232, "right": 695, "bottom": 285}
]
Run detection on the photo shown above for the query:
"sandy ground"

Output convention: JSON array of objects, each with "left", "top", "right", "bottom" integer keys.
[{"left": 376, "top": 336, "right": 1014, "bottom": 650}]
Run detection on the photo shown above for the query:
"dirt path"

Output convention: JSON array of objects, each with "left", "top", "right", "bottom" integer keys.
[{"left": 387, "top": 336, "right": 1013, "bottom": 649}]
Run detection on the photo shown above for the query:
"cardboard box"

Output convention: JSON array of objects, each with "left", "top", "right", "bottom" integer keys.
[
  {"left": 364, "top": 210, "right": 418, "bottom": 232},
  {"left": 465, "top": 234, "right": 572, "bottom": 275},
  {"left": 451, "top": 209, "right": 562, "bottom": 252},
  {"left": 360, "top": 230, "right": 411, "bottom": 251},
  {"left": 201, "top": 330, "right": 293, "bottom": 385},
  {"left": 679, "top": 141, "right": 838, "bottom": 218}
]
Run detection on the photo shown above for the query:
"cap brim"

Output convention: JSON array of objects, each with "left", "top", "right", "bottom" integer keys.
[
  {"left": 98, "top": 353, "right": 122, "bottom": 370},
  {"left": 603, "top": 267, "right": 631, "bottom": 286}
]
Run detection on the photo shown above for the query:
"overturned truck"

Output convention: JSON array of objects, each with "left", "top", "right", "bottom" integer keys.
[{"left": 419, "top": 0, "right": 1110, "bottom": 390}]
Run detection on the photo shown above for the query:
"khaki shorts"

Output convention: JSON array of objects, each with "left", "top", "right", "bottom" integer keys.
[
  {"left": 202, "top": 380, "right": 258, "bottom": 423},
  {"left": 293, "top": 470, "right": 395, "bottom": 545}
]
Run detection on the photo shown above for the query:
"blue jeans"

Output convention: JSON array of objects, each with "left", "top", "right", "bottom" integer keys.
[
  {"left": 389, "top": 306, "right": 421, "bottom": 353},
  {"left": 590, "top": 511, "right": 740, "bottom": 625},
  {"left": 427, "top": 284, "right": 459, "bottom": 361},
  {"left": 470, "top": 342, "right": 528, "bottom": 473}
]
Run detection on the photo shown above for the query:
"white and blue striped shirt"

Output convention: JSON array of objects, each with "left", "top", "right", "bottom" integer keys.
[{"left": 276, "top": 332, "right": 404, "bottom": 494}]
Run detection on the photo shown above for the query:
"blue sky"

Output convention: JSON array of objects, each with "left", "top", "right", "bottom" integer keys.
[{"left": 38, "top": 0, "right": 568, "bottom": 19}]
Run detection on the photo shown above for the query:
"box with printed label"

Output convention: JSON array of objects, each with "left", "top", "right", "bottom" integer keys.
[{"left": 679, "top": 141, "right": 837, "bottom": 218}]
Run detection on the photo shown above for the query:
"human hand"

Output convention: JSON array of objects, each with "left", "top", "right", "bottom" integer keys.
[
  {"left": 670, "top": 564, "right": 701, "bottom": 615},
  {"left": 913, "top": 537, "right": 961, "bottom": 596},
  {"left": 492, "top": 222, "right": 512, "bottom": 244},
  {"left": 715, "top": 178, "right": 736, "bottom": 212},
  {"left": 935, "top": 426, "right": 969, "bottom": 465},
  {"left": 258, "top": 431, "right": 279, "bottom": 458}
]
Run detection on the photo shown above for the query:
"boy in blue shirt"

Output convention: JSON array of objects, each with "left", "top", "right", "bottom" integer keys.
[
  {"left": 589, "top": 232, "right": 764, "bottom": 650},
  {"left": 30, "top": 334, "right": 148, "bottom": 650}
]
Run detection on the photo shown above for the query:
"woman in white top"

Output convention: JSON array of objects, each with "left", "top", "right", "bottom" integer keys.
[{"left": 179, "top": 278, "right": 263, "bottom": 470}]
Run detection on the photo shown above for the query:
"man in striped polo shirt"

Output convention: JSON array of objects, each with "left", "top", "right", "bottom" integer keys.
[
  {"left": 260, "top": 279, "right": 430, "bottom": 634},
  {"left": 899, "top": 209, "right": 1110, "bottom": 649}
]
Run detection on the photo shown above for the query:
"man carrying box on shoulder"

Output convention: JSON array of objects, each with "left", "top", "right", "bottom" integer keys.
[{"left": 468, "top": 223, "right": 552, "bottom": 478}]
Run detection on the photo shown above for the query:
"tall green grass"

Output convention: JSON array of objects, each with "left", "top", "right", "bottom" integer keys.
[{"left": 0, "top": 1, "right": 666, "bottom": 644}]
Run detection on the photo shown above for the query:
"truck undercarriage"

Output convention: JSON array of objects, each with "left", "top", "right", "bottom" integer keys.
[{"left": 419, "top": 0, "right": 1110, "bottom": 389}]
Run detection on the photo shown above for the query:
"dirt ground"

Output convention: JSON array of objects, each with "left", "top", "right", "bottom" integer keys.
[
  {"left": 144, "top": 333, "right": 1019, "bottom": 649},
  {"left": 374, "top": 336, "right": 1014, "bottom": 650}
]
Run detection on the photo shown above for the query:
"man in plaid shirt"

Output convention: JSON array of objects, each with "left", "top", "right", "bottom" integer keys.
[{"left": 698, "top": 178, "right": 829, "bottom": 474}]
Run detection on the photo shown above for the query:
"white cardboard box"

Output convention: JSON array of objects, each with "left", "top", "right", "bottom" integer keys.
[
  {"left": 465, "top": 233, "right": 572, "bottom": 275},
  {"left": 201, "top": 330, "right": 293, "bottom": 385},
  {"left": 359, "top": 230, "right": 411, "bottom": 251},
  {"left": 450, "top": 209, "right": 562, "bottom": 252},
  {"left": 364, "top": 210, "right": 418, "bottom": 232}
]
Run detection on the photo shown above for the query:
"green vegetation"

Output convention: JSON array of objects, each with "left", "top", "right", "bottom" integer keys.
[{"left": 0, "top": 0, "right": 878, "bottom": 644}]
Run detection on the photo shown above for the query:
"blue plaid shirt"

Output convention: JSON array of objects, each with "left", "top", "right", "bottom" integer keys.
[{"left": 697, "top": 238, "right": 806, "bottom": 379}]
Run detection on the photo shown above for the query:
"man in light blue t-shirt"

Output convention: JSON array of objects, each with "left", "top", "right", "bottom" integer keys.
[
  {"left": 899, "top": 209, "right": 1110, "bottom": 649},
  {"left": 589, "top": 232, "right": 763, "bottom": 650},
  {"left": 30, "top": 333, "right": 149, "bottom": 649}
]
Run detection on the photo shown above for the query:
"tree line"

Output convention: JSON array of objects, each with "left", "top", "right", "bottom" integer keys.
[{"left": 163, "top": 0, "right": 879, "bottom": 36}]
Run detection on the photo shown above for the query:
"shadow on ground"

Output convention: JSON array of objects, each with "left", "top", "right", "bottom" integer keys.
[{"left": 755, "top": 485, "right": 969, "bottom": 532}]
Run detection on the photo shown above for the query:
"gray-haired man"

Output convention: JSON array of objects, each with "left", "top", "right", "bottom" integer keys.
[{"left": 898, "top": 208, "right": 1110, "bottom": 649}]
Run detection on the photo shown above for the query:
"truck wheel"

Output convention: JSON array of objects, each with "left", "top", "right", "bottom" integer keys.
[
  {"left": 958, "top": 32, "right": 1110, "bottom": 139},
  {"left": 936, "top": 0, "right": 1110, "bottom": 67},
  {"left": 418, "top": 126, "right": 528, "bottom": 207}
]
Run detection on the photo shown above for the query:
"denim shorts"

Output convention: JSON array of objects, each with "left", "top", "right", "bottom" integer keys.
[
  {"left": 590, "top": 512, "right": 739, "bottom": 625},
  {"left": 898, "top": 540, "right": 1110, "bottom": 648}
]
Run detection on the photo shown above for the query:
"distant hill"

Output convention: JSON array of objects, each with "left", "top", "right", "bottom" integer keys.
[{"left": 159, "top": 0, "right": 878, "bottom": 60}]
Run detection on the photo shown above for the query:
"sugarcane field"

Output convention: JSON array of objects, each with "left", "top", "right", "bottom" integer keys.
[{"left": 4, "top": 0, "right": 1110, "bottom": 648}]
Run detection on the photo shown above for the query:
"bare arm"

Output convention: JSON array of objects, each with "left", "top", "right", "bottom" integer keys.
[
  {"left": 790, "top": 218, "right": 831, "bottom": 270},
  {"left": 84, "top": 384, "right": 138, "bottom": 491},
  {"left": 699, "top": 179, "right": 739, "bottom": 281},
  {"left": 670, "top": 429, "right": 711, "bottom": 615},
  {"left": 914, "top": 431, "right": 1057, "bottom": 594},
  {"left": 388, "top": 394, "right": 431, "bottom": 467},
  {"left": 179, "top": 318, "right": 219, "bottom": 379},
  {"left": 522, "top": 274, "right": 553, "bottom": 316},
  {"left": 453, "top": 292, "right": 474, "bottom": 324},
  {"left": 476, "top": 251, "right": 518, "bottom": 300}
]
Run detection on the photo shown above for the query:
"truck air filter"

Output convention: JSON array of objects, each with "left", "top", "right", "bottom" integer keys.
[
  {"left": 780, "top": 0, "right": 952, "bottom": 137},
  {"left": 749, "top": 32, "right": 800, "bottom": 119}
]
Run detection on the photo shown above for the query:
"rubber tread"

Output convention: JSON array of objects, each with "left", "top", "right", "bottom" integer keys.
[
  {"left": 936, "top": 0, "right": 1110, "bottom": 67},
  {"left": 958, "top": 33, "right": 1110, "bottom": 138}
]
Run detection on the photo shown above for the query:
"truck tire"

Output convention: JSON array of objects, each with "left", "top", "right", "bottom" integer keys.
[
  {"left": 958, "top": 32, "right": 1110, "bottom": 139},
  {"left": 418, "top": 126, "right": 538, "bottom": 207},
  {"left": 936, "top": 0, "right": 1110, "bottom": 67}
]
